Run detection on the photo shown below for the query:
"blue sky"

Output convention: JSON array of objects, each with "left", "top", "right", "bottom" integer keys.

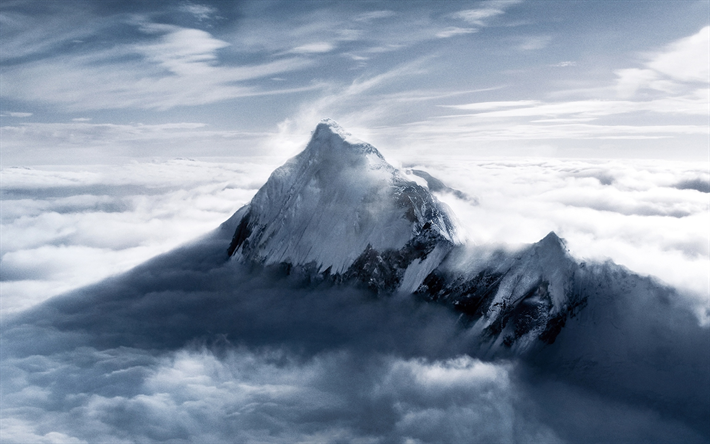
[{"left": 1, "top": 0, "right": 708, "bottom": 164}]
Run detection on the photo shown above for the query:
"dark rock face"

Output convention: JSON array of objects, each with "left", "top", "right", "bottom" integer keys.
[
  {"left": 414, "top": 234, "right": 589, "bottom": 352},
  {"left": 227, "top": 210, "right": 252, "bottom": 257},
  {"left": 342, "top": 221, "right": 452, "bottom": 294},
  {"left": 417, "top": 268, "right": 505, "bottom": 318}
]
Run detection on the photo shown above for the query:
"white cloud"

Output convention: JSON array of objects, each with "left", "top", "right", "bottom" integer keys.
[
  {"left": 0, "top": 119, "right": 303, "bottom": 165},
  {"left": 443, "top": 96, "right": 708, "bottom": 118},
  {"left": 1, "top": 112, "right": 33, "bottom": 118},
  {"left": 436, "top": 27, "right": 477, "bottom": 39},
  {"left": 0, "top": 24, "right": 317, "bottom": 111},
  {"left": 0, "top": 160, "right": 278, "bottom": 313},
  {"left": 408, "top": 158, "right": 709, "bottom": 303},
  {"left": 178, "top": 2, "right": 217, "bottom": 20},
  {"left": 517, "top": 35, "right": 551, "bottom": 51},
  {"left": 289, "top": 42, "right": 336, "bottom": 54},
  {"left": 136, "top": 25, "right": 230, "bottom": 75},
  {"left": 422, "top": 93, "right": 708, "bottom": 144},
  {"left": 453, "top": 8, "right": 504, "bottom": 26},
  {"left": 616, "top": 26, "right": 710, "bottom": 97},
  {"left": 354, "top": 10, "right": 396, "bottom": 22},
  {"left": 441, "top": 100, "right": 540, "bottom": 111},
  {"left": 3, "top": 155, "right": 707, "bottom": 318},
  {"left": 451, "top": 0, "right": 522, "bottom": 26},
  {"left": 1, "top": 346, "right": 562, "bottom": 443},
  {"left": 452, "top": 8, "right": 504, "bottom": 25},
  {"left": 552, "top": 61, "right": 576, "bottom": 67},
  {"left": 648, "top": 26, "right": 710, "bottom": 83}
]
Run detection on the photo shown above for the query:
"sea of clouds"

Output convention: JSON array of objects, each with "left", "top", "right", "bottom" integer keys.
[
  {"left": 2, "top": 156, "right": 707, "bottom": 316},
  {"left": 1, "top": 156, "right": 708, "bottom": 443}
]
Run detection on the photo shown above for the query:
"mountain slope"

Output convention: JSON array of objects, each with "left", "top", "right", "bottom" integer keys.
[
  {"left": 227, "top": 119, "right": 458, "bottom": 292},
  {"left": 416, "top": 232, "right": 587, "bottom": 353}
]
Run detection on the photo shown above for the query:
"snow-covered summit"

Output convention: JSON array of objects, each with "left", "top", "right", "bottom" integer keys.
[
  {"left": 227, "top": 119, "right": 458, "bottom": 291},
  {"left": 310, "top": 118, "right": 372, "bottom": 150}
]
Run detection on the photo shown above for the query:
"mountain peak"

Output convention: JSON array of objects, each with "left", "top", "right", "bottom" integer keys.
[
  {"left": 227, "top": 120, "right": 458, "bottom": 291},
  {"left": 538, "top": 231, "right": 567, "bottom": 253},
  {"left": 314, "top": 118, "right": 349, "bottom": 138},
  {"left": 305, "top": 118, "right": 383, "bottom": 161}
]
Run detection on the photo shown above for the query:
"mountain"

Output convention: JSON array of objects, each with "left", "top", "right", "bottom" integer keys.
[
  {"left": 219, "top": 120, "right": 708, "bottom": 363},
  {"left": 223, "top": 120, "right": 585, "bottom": 350},
  {"left": 4, "top": 119, "right": 708, "bottom": 442},
  {"left": 226, "top": 119, "right": 458, "bottom": 293},
  {"left": 416, "top": 231, "right": 585, "bottom": 354}
]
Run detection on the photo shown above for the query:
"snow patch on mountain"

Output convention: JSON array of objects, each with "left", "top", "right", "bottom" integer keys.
[
  {"left": 416, "top": 231, "right": 584, "bottom": 354},
  {"left": 228, "top": 119, "right": 458, "bottom": 291}
]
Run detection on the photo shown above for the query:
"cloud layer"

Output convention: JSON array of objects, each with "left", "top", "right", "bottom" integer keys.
[
  {"left": 2, "top": 225, "right": 708, "bottom": 443},
  {"left": 0, "top": 160, "right": 277, "bottom": 313},
  {"left": 3, "top": 156, "right": 707, "bottom": 319}
]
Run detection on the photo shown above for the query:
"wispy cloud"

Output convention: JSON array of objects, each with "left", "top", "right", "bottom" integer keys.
[
  {"left": 436, "top": 27, "right": 477, "bottom": 39},
  {"left": 442, "top": 95, "right": 708, "bottom": 118},
  {"left": 0, "top": 5, "right": 103, "bottom": 63},
  {"left": 178, "top": 2, "right": 217, "bottom": 21},
  {"left": 1, "top": 112, "right": 33, "bottom": 118},
  {"left": 516, "top": 35, "right": 551, "bottom": 51},
  {"left": 616, "top": 26, "right": 709, "bottom": 97},
  {"left": 410, "top": 27, "right": 709, "bottom": 151},
  {"left": 0, "top": 121, "right": 281, "bottom": 165},
  {"left": 289, "top": 42, "right": 336, "bottom": 54},
  {"left": 451, "top": 0, "right": 523, "bottom": 26},
  {"left": 0, "top": 23, "right": 318, "bottom": 110},
  {"left": 354, "top": 10, "right": 396, "bottom": 22}
]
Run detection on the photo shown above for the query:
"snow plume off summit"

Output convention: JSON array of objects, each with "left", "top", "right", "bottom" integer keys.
[{"left": 3, "top": 119, "right": 709, "bottom": 443}]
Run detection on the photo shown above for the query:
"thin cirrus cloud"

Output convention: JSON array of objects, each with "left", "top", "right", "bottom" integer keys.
[
  {"left": 450, "top": 0, "right": 523, "bottom": 26},
  {"left": 177, "top": 2, "right": 217, "bottom": 21},
  {"left": 0, "top": 121, "right": 284, "bottom": 166},
  {"left": 0, "top": 6, "right": 104, "bottom": 63},
  {"left": 441, "top": 95, "right": 708, "bottom": 118},
  {"left": 426, "top": 96, "right": 707, "bottom": 144},
  {"left": 354, "top": 10, "right": 396, "bottom": 22},
  {"left": 288, "top": 42, "right": 336, "bottom": 54},
  {"left": 250, "top": 22, "right": 707, "bottom": 164},
  {"left": 0, "top": 112, "right": 33, "bottom": 117},
  {"left": 405, "top": 27, "right": 709, "bottom": 149},
  {"left": 516, "top": 35, "right": 551, "bottom": 51},
  {"left": 436, "top": 27, "right": 478, "bottom": 39},
  {"left": 0, "top": 22, "right": 318, "bottom": 111}
]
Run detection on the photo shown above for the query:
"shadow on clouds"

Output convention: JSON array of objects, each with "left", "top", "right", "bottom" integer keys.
[{"left": 676, "top": 177, "right": 710, "bottom": 193}]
